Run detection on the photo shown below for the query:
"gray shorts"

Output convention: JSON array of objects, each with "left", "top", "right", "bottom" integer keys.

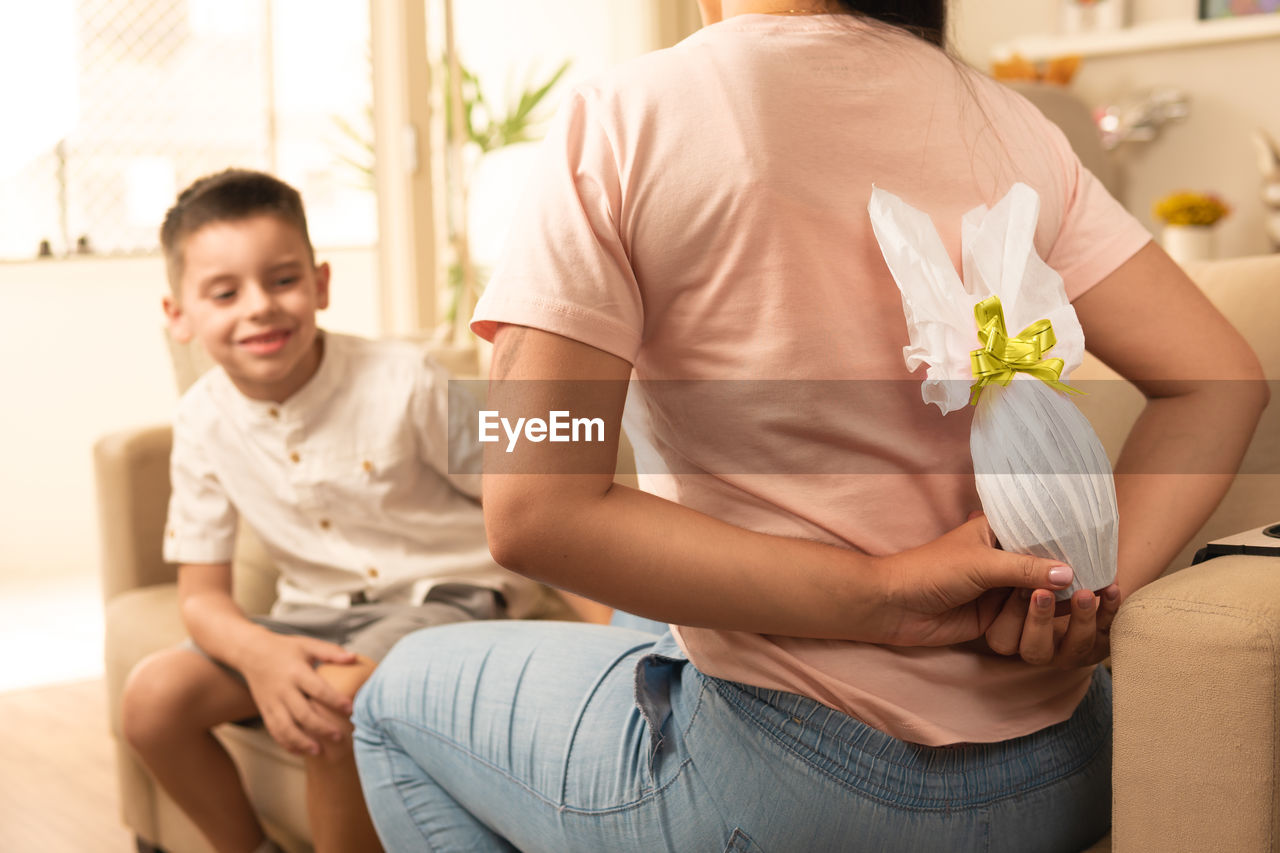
[{"left": 187, "top": 583, "right": 505, "bottom": 677}]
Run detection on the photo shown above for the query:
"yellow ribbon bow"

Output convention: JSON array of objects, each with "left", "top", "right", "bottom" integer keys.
[{"left": 968, "top": 295, "right": 1082, "bottom": 405}]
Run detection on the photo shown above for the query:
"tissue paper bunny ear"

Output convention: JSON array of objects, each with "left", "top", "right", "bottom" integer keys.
[
  {"left": 961, "top": 184, "right": 1087, "bottom": 378},
  {"left": 870, "top": 183, "right": 1089, "bottom": 406},
  {"left": 868, "top": 186, "right": 980, "bottom": 414}
]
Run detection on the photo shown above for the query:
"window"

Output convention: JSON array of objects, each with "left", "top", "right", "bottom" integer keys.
[{"left": 0, "top": 0, "right": 375, "bottom": 260}]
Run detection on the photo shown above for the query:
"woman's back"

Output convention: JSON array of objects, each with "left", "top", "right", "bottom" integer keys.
[
  {"left": 482, "top": 13, "right": 1149, "bottom": 744},
  {"left": 356, "top": 5, "right": 1262, "bottom": 848}
]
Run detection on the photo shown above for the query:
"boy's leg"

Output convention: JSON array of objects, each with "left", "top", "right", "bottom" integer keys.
[
  {"left": 121, "top": 647, "right": 267, "bottom": 853},
  {"left": 304, "top": 655, "right": 382, "bottom": 853},
  {"left": 294, "top": 588, "right": 501, "bottom": 853}
]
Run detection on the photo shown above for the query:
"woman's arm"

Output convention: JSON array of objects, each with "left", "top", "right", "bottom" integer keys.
[
  {"left": 1073, "top": 241, "right": 1270, "bottom": 596},
  {"left": 481, "top": 324, "right": 1074, "bottom": 646},
  {"left": 558, "top": 591, "right": 614, "bottom": 625}
]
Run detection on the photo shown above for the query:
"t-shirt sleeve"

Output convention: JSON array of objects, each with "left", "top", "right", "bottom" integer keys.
[
  {"left": 411, "top": 350, "right": 483, "bottom": 499},
  {"left": 1039, "top": 120, "right": 1153, "bottom": 302},
  {"left": 471, "top": 89, "right": 644, "bottom": 363},
  {"left": 163, "top": 411, "right": 238, "bottom": 565}
]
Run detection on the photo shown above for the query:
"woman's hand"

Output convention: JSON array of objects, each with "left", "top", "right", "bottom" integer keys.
[
  {"left": 877, "top": 514, "right": 1078, "bottom": 647},
  {"left": 980, "top": 583, "right": 1122, "bottom": 668}
]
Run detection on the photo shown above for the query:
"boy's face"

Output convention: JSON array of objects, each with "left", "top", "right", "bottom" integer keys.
[{"left": 163, "top": 214, "right": 330, "bottom": 402}]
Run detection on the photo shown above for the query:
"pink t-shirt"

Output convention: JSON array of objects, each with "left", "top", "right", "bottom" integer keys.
[{"left": 473, "top": 14, "right": 1151, "bottom": 745}]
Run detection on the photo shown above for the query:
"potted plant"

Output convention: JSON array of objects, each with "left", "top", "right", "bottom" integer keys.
[
  {"left": 439, "top": 55, "right": 569, "bottom": 347},
  {"left": 1152, "top": 190, "right": 1230, "bottom": 265},
  {"left": 332, "top": 12, "right": 569, "bottom": 370}
]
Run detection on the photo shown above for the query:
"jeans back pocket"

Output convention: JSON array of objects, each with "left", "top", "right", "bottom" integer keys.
[{"left": 725, "top": 828, "right": 761, "bottom": 852}]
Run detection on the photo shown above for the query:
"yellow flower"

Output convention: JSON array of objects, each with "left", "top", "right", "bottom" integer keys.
[{"left": 1152, "top": 191, "right": 1231, "bottom": 227}]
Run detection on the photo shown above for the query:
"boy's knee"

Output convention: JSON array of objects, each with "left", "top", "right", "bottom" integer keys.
[
  {"left": 121, "top": 648, "right": 246, "bottom": 753},
  {"left": 305, "top": 657, "right": 379, "bottom": 764},
  {"left": 316, "top": 654, "right": 378, "bottom": 702},
  {"left": 121, "top": 650, "right": 197, "bottom": 751}
]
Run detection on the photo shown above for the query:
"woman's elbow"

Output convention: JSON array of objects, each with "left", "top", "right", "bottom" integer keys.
[
  {"left": 1177, "top": 338, "right": 1270, "bottom": 417},
  {"left": 483, "top": 488, "right": 561, "bottom": 575},
  {"left": 1236, "top": 344, "right": 1270, "bottom": 417},
  {"left": 1253, "top": 373, "right": 1272, "bottom": 415},
  {"left": 484, "top": 501, "right": 529, "bottom": 572}
]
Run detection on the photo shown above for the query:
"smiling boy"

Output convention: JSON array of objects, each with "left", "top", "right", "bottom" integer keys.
[
  {"left": 120, "top": 169, "right": 541, "bottom": 853},
  {"left": 169, "top": 211, "right": 328, "bottom": 402}
]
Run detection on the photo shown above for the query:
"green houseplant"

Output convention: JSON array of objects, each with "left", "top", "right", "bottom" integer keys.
[
  {"left": 439, "top": 52, "right": 570, "bottom": 343},
  {"left": 333, "top": 35, "right": 569, "bottom": 348}
]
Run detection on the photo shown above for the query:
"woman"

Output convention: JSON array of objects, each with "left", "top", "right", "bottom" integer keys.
[{"left": 353, "top": 2, "right": 1266, "bottom": 850}]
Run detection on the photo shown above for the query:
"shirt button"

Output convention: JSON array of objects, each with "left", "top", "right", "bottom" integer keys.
[
  {"left": 268, "top": 407, "right": 279, "bottom": 419},
  {"left": 167, "top": 529, "right": 175, "bottom": 538},
  {"left": 367, "top": 567, "right": 379, "bottom": 579},
  {"left": 290, "top": 451, "right": 301, "bottom": 463},
  {"left": 319, "top": 519, "right": 331, "bottom": 530},
  {"left": 361, "top": 460, "right": 374, "bottom": 473}
]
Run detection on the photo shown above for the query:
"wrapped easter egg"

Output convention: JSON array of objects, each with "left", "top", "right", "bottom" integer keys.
[{"left": 868, "top": 183, "right": 1117, "bottom": 599}]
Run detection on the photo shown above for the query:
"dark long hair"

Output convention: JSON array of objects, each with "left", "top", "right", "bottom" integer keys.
[{"left": 832, "top": 1, "right": 947, "bottom": 47}]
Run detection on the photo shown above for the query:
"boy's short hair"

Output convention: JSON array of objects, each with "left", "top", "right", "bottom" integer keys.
[{"left": 160, "top": 168, "right": 314, "bottom": 296}]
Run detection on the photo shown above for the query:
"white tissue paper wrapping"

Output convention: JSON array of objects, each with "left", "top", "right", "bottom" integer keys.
[{"left": 868, "top": 183, "right": 1117, "bottom": 599}]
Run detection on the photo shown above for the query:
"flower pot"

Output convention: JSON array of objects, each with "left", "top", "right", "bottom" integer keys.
[{"left": 1161, "top": 224, "right": 1216, "bottom": 267}]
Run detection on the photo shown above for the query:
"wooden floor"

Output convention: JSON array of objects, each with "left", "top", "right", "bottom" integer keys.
[{"left": 0, "top": 678, "right": 135, "bottom": 852}]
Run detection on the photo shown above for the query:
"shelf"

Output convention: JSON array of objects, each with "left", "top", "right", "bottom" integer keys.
[{"left": 992, "top": 14, "right": 1280, "bottom": 62}]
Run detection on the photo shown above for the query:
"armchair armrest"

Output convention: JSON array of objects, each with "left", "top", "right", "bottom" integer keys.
[
  {"left": 94, "top": 424, "right": 175, "bottom": 602},
  {"left": 1110, "top": 553, "right": 1280, "bottom": 852}
]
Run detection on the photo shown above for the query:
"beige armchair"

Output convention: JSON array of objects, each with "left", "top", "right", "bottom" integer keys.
[
  {"left": 98, "top": 256, "right": 1278, "bottom": 853},
  {"left": 97, "top": 342, "right": 586, "bottom": 853}
]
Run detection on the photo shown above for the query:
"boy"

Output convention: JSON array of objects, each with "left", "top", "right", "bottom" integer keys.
[{"left": 120, "top": 168, "right": 543, "bottom": 853}]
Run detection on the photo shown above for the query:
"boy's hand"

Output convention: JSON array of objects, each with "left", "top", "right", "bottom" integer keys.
[
  {"left": 981, "top": 583, "right": 1123, "bottom": 669},
  {"left": 240, "top": 635, "right": 359, "bottom": 755}
]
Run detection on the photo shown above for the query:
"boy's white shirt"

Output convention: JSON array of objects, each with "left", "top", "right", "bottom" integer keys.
[{"left": 163, "top": 331, "right": 540, "bottom": 617}]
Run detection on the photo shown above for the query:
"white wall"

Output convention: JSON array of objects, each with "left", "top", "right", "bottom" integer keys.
[
  {"left": 0, "top": 247, "right": 377, "bottom": 582},
  {"left": 1070, "top": 39, "right": 1278, "bottom": 258},
  {"left": 952, "top": 1, "right": 1280, "bottom": 258}
]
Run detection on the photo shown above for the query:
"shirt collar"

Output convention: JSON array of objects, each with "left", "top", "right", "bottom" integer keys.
[{"left": 212, "top": 330, "right": 347, "bottom": 425}]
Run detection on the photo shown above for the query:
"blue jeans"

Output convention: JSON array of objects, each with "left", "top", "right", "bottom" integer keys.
[
  {"left": 609, "top": 608, "right": 669, "bottom": 635},
  {"left": 353, "top": 623, "right": 1111, "bottom": 853}
]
